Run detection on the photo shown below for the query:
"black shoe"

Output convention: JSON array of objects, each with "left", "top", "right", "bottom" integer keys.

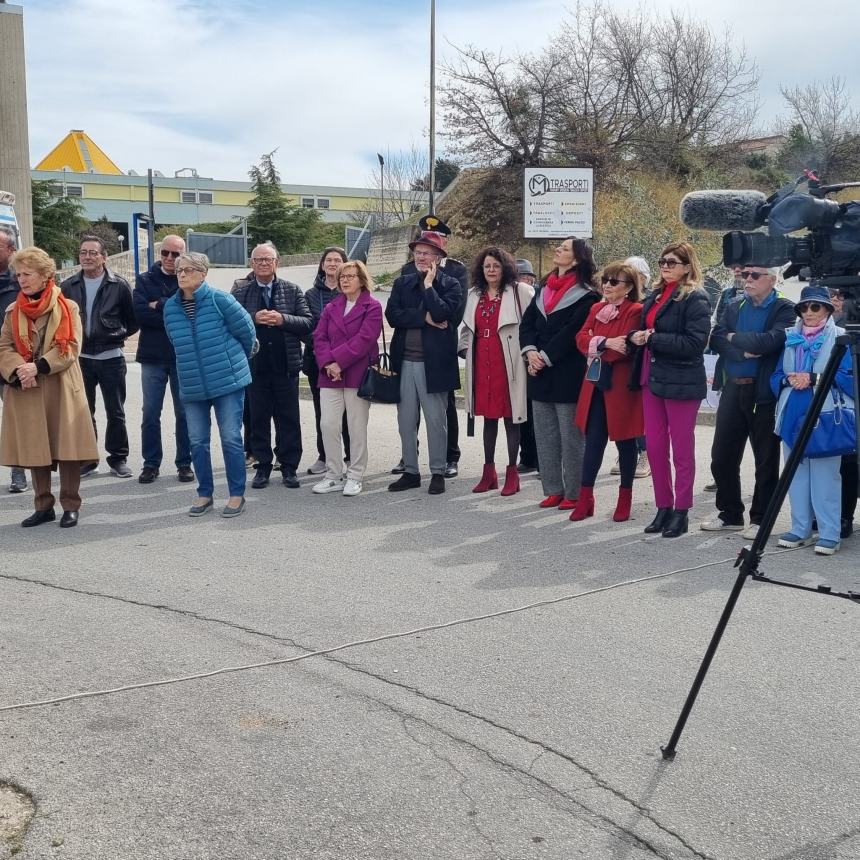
[
  {"left": 177, "top": 465, "right": 195, "bottom": 483},
  {"left": 80, "top": 462, "right": 98, "bottom": 478},
  {"left": 282, "top": 469, "right": 300, "bottom": 489},
  {"left": 391, "top": 459, "right": 406, "bottom": 475},
  {"left": 388, "top": 473, "right": 421, "bottom": 492},
  {"left": 22, "top": 508, "right": 56, "bottom": 528},
  {"left": 428, "top": 474, "right": 446, "bottom": 495},
  {"left": 644, "top": 507, "right": 673, "bottom": 534},
  {"left": 841, "top": 518, "right": 854, "bottom": 540},
  {"left": 662, "top": 509, "right": 689, "bottom": 539},
  {"left": 517, "top": 463, "right": 538, "bottom": 474},
  {"left": 59, "top": 510, "right": 79, "bottom": 528},
  {"left": 444, "top": 462, "right": 458, "bottom": 478},
  {"left": 138, "top": 466, "right": 159, "bottom": 484},
  {"left": 252, "top": 466, "right": 271, "bottom": 489}
]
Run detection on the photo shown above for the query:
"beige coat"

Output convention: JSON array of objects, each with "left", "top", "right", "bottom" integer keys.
[
  {"left": 0, "top": 300, "right": 98, "bottom": 467},
  {"left": 458, "top": 282, "right": 535, "bottom": 423}
]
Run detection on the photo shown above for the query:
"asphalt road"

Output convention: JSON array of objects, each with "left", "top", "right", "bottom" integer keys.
[{"left": 1, "top": 354, "right": 858, "bottom": 858}]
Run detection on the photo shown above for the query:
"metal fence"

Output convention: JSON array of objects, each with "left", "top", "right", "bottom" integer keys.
[
  {"left": 55, "top": 243, "right": 159, "bottom": 284},
  {"left": 186, "top": 230, "right": 248, "bottom": 266}
]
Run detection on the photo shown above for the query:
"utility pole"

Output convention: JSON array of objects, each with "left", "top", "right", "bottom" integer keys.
[
  {"left": 377, "top": 153, "right": 385, "bottom": 229},
  {"left": 428, "top": 0, "right": 436, "bottom": 216}
]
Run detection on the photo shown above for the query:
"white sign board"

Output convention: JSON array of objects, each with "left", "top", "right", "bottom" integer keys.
[{"left": 523, "top": 167, "right": 594, "bottom": 239}]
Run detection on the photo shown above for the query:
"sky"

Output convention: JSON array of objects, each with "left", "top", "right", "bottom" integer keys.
[{"left": 20, "top": 0, "right": 860, "bottom": 188}]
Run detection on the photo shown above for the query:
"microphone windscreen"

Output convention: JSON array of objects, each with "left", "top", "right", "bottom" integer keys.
[{"left": 679, "top": 190, "right": 768, "bottom": 231}]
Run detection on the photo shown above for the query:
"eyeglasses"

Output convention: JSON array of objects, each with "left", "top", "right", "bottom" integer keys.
[
  {"left": 601, "top": 276, "right": 631, "bottom": 287},
  {"left": 339, "top": 273, "right": 359, "bottom": 280},
  {"left": 740, "top": 270, "right": 769, "bottom": 281},
  {"left": 79, "top": 249, "right": 102, "bottom": 257},
  {"left": 176, "top": 267, "right": 201, "bottom": 276},
  {"left": 252, "top": 257, "right": 276, "bottom": 264},
  {"left": 161, "top": 250, "right": 181, "bottom": 259},
  {"left": 797, "top": 302, "right": 825, "bottom": 313},
  {"left": 657, "top": 258, "right": 684, "bottom": 269}
]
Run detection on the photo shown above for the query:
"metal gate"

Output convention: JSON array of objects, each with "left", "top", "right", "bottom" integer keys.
[{"left": 186, "top": 220, "right": 248, "bottom": 266}]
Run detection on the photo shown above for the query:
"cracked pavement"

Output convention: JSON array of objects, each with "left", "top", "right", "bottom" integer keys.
[{"left": 1, "top": 381, "right": 859, "bottom": 859}]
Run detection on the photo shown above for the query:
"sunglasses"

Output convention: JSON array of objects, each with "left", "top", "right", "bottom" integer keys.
[
  {"left": 740, "top": 271, "right": 769, "bottom": 280},
  {"left": 657, "top": 258, "right": 684, "bottom": 268},
  {"left": 161, "top": 250, "right": 181, "bottom": 259},
  {"left": 796, "top": 302, "right": 826, "bottom": 313},
  {"left": 601, "top": 276, "right": 631, "bottom": 287}
]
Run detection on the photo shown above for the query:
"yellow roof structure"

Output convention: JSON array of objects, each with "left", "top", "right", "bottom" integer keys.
[{"left": 35, "top": 130, "right": 123, "bottom": 175}]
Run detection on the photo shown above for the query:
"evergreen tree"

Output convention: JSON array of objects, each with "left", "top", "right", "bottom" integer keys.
[{"left": 31, "top": 180, "right": 89, "bottom": 263}]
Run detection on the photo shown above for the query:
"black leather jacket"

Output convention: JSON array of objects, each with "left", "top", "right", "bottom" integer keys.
[{"left": 60, "top": 268, "right": 138, "bottom": 355}]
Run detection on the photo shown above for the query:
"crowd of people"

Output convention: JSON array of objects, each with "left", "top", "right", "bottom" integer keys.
[{"left": 0, "top": 219, "right": 855, "bottom": 555}]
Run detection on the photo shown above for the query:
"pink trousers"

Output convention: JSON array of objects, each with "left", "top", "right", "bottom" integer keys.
[{"left": 642, "top": 388, "right": 699, "bottom": 510}]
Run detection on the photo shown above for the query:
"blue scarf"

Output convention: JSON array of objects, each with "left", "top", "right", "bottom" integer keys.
[{"left": 785, "top": 326, "right": 827, "bottom": 373}]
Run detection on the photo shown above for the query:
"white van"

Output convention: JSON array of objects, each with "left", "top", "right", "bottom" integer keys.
[{"left": 0, "top": 190, "right": 20, "bottom": 245}]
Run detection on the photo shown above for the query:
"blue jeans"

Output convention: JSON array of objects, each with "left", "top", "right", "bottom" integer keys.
[
  {"left": 183, "top": 390, "right": 247, "bottom": 499},
  {"left": 141, "top": 363, "right": 191, "bottom": 469}
]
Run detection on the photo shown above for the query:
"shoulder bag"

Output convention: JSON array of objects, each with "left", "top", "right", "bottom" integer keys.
[{"left": 357, "top": 325, "right": 400, "bottom": 404}]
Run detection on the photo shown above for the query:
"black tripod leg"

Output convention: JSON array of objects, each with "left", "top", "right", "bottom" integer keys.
[{"left": 661, "top": 341, "right": 849, "bottom": 760}]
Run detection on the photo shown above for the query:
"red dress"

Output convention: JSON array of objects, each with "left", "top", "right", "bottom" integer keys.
[{"left": 473, "top": 294, "right": 512, "bottom": 419}]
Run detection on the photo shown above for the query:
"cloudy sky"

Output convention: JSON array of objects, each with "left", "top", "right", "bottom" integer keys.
[{"left": 21, "top": 0, "right": 860, "bottom": 188}]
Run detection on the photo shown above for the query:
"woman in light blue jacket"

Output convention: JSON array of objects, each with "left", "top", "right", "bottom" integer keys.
[
  {"left": 771, "top": 285, "right": 854, "bottom": 555},
  {"left": 164, "top": 252, "right": 255, "bottom": 518}
]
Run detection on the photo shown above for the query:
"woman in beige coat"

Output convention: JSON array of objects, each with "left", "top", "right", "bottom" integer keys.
[
  {"left": 459, "top": 247, "right": 534, "bottom": 496},
  {"left": 0, "top": 246, "right": 98, "bottom": 528}
]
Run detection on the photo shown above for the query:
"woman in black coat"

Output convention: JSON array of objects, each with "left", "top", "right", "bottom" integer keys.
[
  {"left": 519, "top": 237, "right": 599, "bottom": 510},
  {"left": 629, "top": 242, "right": 711, "bottom": 537}
]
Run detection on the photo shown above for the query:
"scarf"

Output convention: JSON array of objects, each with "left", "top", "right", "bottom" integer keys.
[
  {"left": 12, "top": 281, "right": 75, "bottom": 362},
  {"left": 588, "top": 298, "right": 627, "bottom": 358},
  {"left": 785, "top": 320, "right": 828, "bottom": 373},
  {"left": 543, "top": 269, "right": 578, "bottom": 314}
]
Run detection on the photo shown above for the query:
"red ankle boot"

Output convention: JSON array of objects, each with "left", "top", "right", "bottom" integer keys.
[
  {"left": 539, "top": 494, "right": 563, "bottom": 508},
  {"left": 613, "top": 486, "right": 633, "bottom": 522},
  {"left": 500, "top": 465, "right": 520, "bottom": 496},
  {"left": 472, "top": 463, "right": 498, "bottom": 493},
  {"left": 568, "top": 486, "right": 595, "bottom": 521},
  {"left": 558, "top": 497, "right": 578, "bottom": 511}
]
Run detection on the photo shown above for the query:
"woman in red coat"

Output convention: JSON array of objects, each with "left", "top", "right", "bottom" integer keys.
[{"left": 570, "top": 261, "right": 644, "bottom": 522}]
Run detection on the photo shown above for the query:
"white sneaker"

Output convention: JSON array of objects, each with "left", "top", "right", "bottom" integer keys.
[
  {"left": 342, "top": 478, "right": 362, "bottom": 497},
  {"left": 307, "top": 459, "right": 327, "bottom": 475},
  {"left": 634, "top": 451, "right": 651, "bottom": 478},
  {"left": 741, "top": 523, "right": 759, "bottom": 540},
  {"left": 312, "top": 478, "right": 343, "bottom": 494},
  {"left": 700, "top": 516, "right": 744, "bottom": 532}
]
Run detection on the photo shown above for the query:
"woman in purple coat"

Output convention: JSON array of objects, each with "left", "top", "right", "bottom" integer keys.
[{"left": 312, "top": 260, "right": 383, "bottom": 496}]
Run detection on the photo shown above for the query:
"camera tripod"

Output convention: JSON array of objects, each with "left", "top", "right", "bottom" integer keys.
[{"left": 662, "top": 283, "right": 860, "bottom": 760}]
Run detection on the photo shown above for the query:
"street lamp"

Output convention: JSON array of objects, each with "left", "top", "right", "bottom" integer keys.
[
  {"left": 428, "top": 0, "right": 436, "bottom": 215},
  {"left": 117, "top": 234, "right": 125, "bottom": 253},
  {"left": 377, "top": 152, "right": 385, "bottom": 229}
]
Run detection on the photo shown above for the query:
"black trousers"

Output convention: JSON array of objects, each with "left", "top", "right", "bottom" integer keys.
[
  {"left": 79, "top": 355, "right": 128, "bottom": 467},
  {"left": 581, "top": 389, "right": 637, "bottom": 488},
  {"left": 518, "top": 398, "right": 538, "bottom": 467},
  {"left": 711, "top": 381, "right": 780, "bottom": 525},
  {"left": 248, "top": 372, "right": 302, "bottom": 471},
  {"left": 309, "top": 380, "right": 351, "bottom": 462},
  {"left": 841, "top": 454, "right": 859, "bottom": 523}
]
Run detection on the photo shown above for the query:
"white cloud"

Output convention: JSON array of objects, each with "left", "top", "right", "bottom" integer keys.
[{"left": 22, "top": 0, "right": 860, "bottom": 186}]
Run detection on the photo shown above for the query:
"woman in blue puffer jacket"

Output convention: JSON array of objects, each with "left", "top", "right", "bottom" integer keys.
[
  {"left": 771, "top": 285, "right": 854, "bottom": 555},
  {"left": 164, "top": 252, "right": 255, "bottom": 518}
]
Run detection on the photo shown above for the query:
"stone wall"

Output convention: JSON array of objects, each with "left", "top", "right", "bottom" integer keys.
[{"left": 366, "top": 224, "right": 415, "bottom": 277}]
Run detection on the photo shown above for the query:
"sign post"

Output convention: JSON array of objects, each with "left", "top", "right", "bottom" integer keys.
[{"left": 523, "top": 167, "right": 594, "bottom": 239}]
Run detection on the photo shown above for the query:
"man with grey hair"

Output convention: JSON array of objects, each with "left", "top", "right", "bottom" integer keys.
[
  {"left": 231, "top": 244, "right": 312, "bottom": 489},
  {"left": 701, "top": 264, "right": 795, "bottom": 538},
  {"left": 0, "top": 226, "right": 27, "bottom": 493},
  {"left": 133, "top": 233, "right": 194, "bottom": 484}
]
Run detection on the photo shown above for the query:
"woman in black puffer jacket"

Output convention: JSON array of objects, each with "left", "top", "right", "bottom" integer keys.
[
  {"left": 629, "top": 242, "right": 711, "bottom": 538},
  {"left": 303, "top": 246, "right": 350, "bottom": 474}
]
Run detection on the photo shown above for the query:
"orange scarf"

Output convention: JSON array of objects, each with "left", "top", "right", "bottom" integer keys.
[{"left": 12, "top": 281, "right": 76, "bottom": 361}]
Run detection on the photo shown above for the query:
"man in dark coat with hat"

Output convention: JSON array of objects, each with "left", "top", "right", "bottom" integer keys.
[
  {"left": 390, "top": 215, "right": 468, "bottom": 477},
  {"left": 386, "top": 230, "right": 463, "bottom": 495}
]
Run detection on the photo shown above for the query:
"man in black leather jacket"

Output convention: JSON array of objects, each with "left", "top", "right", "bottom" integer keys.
[
  {"left": 231, "top": 244, "right": 313, "bottom": 489},
  {"left": 60, "top": 235, "right": 138, "bottom": 477}
]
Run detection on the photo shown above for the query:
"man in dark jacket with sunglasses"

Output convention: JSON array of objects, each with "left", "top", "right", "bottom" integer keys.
[
  {"left": 701, "top": 265, "right": 795, "bottom": 538},
  {"left": 132, "top": 234, "right": 194, "bottom": 484}
]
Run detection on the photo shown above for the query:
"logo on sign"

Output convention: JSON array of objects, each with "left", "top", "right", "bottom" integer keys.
[
  {"left": 528, "top": 174, "right": 550, "bottom": 197},
  {"left": 528, "top": 174, "right": 591, "bottom": 197}
]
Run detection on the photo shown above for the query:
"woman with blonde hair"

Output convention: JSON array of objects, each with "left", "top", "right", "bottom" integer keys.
[
  {"left": 312, "top": 260, "right": 383, "bottom": 497},
  {"left": 629, "top": 242, "right": 711, "bottom": 537},
  {"left": 0, "top": 246, "right": 98, "bottom": 528}
]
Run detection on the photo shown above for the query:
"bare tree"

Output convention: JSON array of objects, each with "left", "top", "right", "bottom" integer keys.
[
  {"left": 353, "top": 144, "right": 429, "bottom": 226},
  {"left": 779, "top": 77, "right": 860, "bottom": 180}
]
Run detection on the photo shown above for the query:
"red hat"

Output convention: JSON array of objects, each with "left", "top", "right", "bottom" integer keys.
[{"left": 408, "top": 231, "right": 448, "bottom": 257}]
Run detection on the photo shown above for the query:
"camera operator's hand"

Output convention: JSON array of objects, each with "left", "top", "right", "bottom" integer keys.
[{"left": 788, "top": 372, "right": 812, "bottom": 390}]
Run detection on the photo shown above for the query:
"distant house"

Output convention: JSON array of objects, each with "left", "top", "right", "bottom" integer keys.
[{"left": 736, "top": 135, "right": 786, "bottom": 157}]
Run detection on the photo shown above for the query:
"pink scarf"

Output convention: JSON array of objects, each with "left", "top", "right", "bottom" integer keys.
[{"left": 588, "top": 299, "right": 625, "bottom": 358}]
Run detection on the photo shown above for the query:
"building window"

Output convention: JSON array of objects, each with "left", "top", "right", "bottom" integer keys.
[
  {"left": 197, "top": 191, "right": 213, "bottom": 205},
  {"left": 301, "top": 197, "right": 315, "bottom": 208},
  {"left": 181, "top": 190, "right": 197, "bottom": 204},
  {"left": 47, "top": 183, "right": 84, "bottom": 198},
  {"left": 316, "top": 198, "right": 330, "bottom": 209}
]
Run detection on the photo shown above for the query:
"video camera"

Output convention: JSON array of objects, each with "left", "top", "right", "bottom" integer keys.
[{"left": 679, "top": 172, "right": 860, "bottom": 284}]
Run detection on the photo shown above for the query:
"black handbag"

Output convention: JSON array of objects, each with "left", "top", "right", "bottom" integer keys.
[
  {"left": 586, "top": 355, "right": 613, "bottom": 392},
  {"left": 357, "top": 326, "right": 400, "bottom": 404}
]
